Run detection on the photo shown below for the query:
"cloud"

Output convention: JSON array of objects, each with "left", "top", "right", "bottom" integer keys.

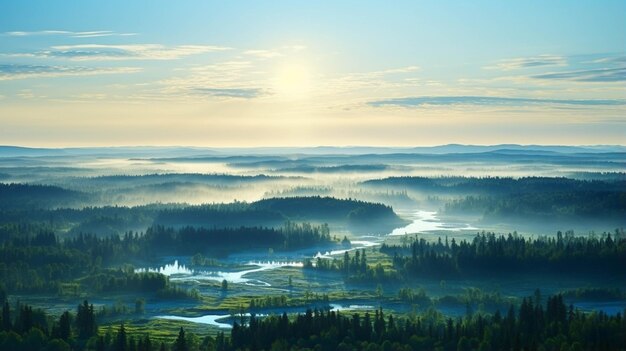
[
  {"left": 161, "top": 61, "right": 256, "bottom": 87},
  {"left": 368, "top": 96, "right": 626, "bottom": 108},
  {"left": 193, "top": 87, "right": 266, "bottom": 98},
  {"left": 381, "top": 66, "right": 420, "bottom": 74},
  {"left": 71, "top": 31, "right": 138, "bottom": 38},
  {"left": 244, "top": 50, "right": 282, "bottom": 59},
  {"left": 532, "top": 67, "right": 626, "bottom": 82},
  {"left": 486, "top": 55, "right": 567, "bottom": 71},
  {"left": 17, "top": 89, "right": 36, "bottom": 99},
  {"left": 283, "top": 45, "right": 307, "bottom": 51},
  {"left": 154, "top": 61, "right": 268, "bottom": 100},
  {"left": 243, "top": 46, "right": 308, "bottom": 59},
  {"left": 589, "top": 55, "right": 626, "bottom": 64},
  {"left": 325, "top": 66, "right": 421, "bottom": 94},
  {"left": 0, "top": 64, "right": 141, "bottom": 80},
  {"left": 14, "top": 44, "right": 231, "bottom": 61},
  {"left": 2, "top": 30, "right": 137, "bottom": 38}
]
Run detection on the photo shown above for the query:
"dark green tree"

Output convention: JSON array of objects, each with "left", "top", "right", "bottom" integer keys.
[
  {"left": 115, "top": 324, "right": 127, "bottom": 351},
  {"left": 2, "top": 301, "right": 11, "bottom": 331},
  {"left": 173, "top": 327, "right": 188, "bottom": 351},
  {"left": 76, "top": 300, "right": 96, "bottom": 339},
  {"left": 58, "top": 311, "right": 71, "bottom": 341}
]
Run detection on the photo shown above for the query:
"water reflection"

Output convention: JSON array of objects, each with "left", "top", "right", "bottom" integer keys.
[
  {"left": 136, "top": 260, "right": 303, "bottom": 286},
  {"left": 390, "top": 210, "right": 476, "bottom": 236}
]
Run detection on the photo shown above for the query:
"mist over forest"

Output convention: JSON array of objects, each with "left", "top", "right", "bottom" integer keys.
[
  {"left": 0, "top": 145, "right": 624, "bottom": 350},
  {"left": 3, "top": 0, "right": 626, "bottom": 347}
]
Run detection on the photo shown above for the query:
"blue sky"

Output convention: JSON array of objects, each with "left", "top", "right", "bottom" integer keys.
[{"left": 0, "top": 0, "right": 624, "bottom": 146}]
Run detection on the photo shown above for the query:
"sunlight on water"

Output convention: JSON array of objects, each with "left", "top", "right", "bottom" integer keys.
[
  {"left": 135, "top": 260, "right": 193, "bottom": 275},
  {"left": 330, "top": 304, "right": 375, "bottom": 312},
  {"left": 314, "top": 209, "right": 478, "bottom": 259},
  {"left": 156, "top": 312, "right": 268, "bottom": 329},
  {"left": 390, "top": 210, "right": 477, "bottom": 236},
  {"left": 157, "top": 305, "right": 375, "bottom": 328},
  {"left": 314, "top": 239, "right": 382, "bottom": 259},
  {"left": 157, "top": 314, "right": 233, "bottom": 328},
  {"left": 137, "top": 260, "right": 303, "bottom": 286}
]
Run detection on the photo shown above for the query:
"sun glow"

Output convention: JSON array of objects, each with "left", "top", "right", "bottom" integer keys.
[{"left": 273, "top": 63, "right": 314, "bottom": 99}]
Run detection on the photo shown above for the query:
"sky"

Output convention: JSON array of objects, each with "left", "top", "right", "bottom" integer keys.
[{"left": 0, "top": 0, "right": 625, "bottom": 147}]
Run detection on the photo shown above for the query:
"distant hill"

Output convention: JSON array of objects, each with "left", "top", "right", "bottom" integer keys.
[
  {"left": 156, "top": 196, "right": 408, "bottom": 234},
  {"left": 252, "top": 196, "right": 407, "bottom": 227},
  {"left": 362, "top": 176, "right": 626, "bottom": 194},
  {"left": 0, "top": 146, "right": 217, "bottom": 158},
  {"left": 0, "top": 146, "right": 67, "bottom": 157},
  {"left": 2, "top": 144, "right": 625, "bottom": 158},
  {"left": 408, "top": 144, "right": 626, "bottom": 154},
  {"left": 0, "top": 183, "right": 87, "bottom": 209}
]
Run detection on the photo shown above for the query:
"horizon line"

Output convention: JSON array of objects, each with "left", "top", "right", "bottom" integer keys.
[{"left": 2, "top": 143, "right": 626, "bottom": 149}]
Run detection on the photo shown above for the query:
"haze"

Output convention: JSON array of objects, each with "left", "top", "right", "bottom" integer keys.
[
  {"left": 1, "top": 0, "right": 625, "bottom": 147},
  {"left": 1, "top": 2, "right": 625, "bottom": 351}
]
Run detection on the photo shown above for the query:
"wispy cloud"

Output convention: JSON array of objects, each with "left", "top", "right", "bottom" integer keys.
[
  {"left": 17, "top": 89, "right": 36, "bottom": 99},
  {"left": 244, "top": 49, "right": 282, "bottom": 59},
  {"left": 165, "top": 61, "right": 257, "bottom": 88},
  {"left": 0, "top": 64, "right": 141, "bottom": 80},
  {"left": 243, "top": 45, "right": 308, "bottom": 59},
  {"left": 325, "top": 66, "right": 421, "bottom": 94},
  {"left": 368, "top": 96, "right": 626, "bottom": 108},
  {"left": 2, "top": 30, "right": 137, "bottom": 38},
  {"left": 193, "top": 87, "right": 266, "bottom": 98},
  {"left": 589, "top": 55, "right": 626, "bottom": 64},
  {"left": 532, "top": 67, "right": 626, "bottom": 82},
  {"left": 154, "top": 61, "right": 267, "bottom": 100},
  {"left": 10, "top": 44, "right": 231, "bottom": 61},
  {"left": 486, "top": 55, "right": 567, "bottom": 71},
  {"left": 282, "top": 45, "right": 307, "bottom": 51},
  {"left": 381, "top": 66, "right": 420, "bottom": 74}
]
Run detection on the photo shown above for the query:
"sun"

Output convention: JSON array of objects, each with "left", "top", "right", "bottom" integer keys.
[{"left": 273, "top": 63, "right": 313, "bottom": 99}]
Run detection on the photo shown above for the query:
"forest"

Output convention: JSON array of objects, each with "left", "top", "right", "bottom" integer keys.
[
  {"left": 0, "top": 186, "right": 404, "bottom": 237},
  {"left": 3, "top": 0, "right": 626, "bottom": 347},
  {"left": 307, "top": 230, "right": 626, "bottom": 283},
  {"left": 0, "top": 147, "right": 624, "bottom": 351},
  {"left": 363, "top": 176, "right": 626, "bottom": 224},
  {"left": 0, "top": 222, "right": 333, "bottom": 294},
  {"left": 0, "top": 293, "right": 624, "bottom": 350},
  {"left": 384, "top": 231, "right": 626, "bottom": 278}
]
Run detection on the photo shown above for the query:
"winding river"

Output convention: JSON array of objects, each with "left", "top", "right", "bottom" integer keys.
[
  {"left": 157, "top": 304, "right": 376, "bottom": 329},
  {"left": 147, "top": 209, "right": 480, "bottom": 328},
  {"left": 390, "top": 210, "right": 477, "bottom": 236},
  {"left": 147, "top": 210, "right": 625, "bottom": 328}
]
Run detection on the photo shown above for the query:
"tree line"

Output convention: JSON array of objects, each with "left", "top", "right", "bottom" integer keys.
[
  {"left": 1, "top": 292, "right": 623, "bottom": 350},
  {"left": 382, "top": 231, "right": 626, "bottom": 279},
  {"left": 228, "top": 293, "right": 625, "bottom": 351},
  {"left": 0, "top": 222, "right": 333, "bottom": 294},
  {"left": 444, "top": 191, "right": 626, "bottom": 221},
  {"left": 305, "top": 249, "right": 395, "bottom": 283},
  {"left": 0, "top": 188, "right": 404, "bottom": 238},
  {"left": 362, "top": 176, "right": 626, "bottom": 221},
  {"left": 362, "top": 176, "right": 626, "bottom": 195}
]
